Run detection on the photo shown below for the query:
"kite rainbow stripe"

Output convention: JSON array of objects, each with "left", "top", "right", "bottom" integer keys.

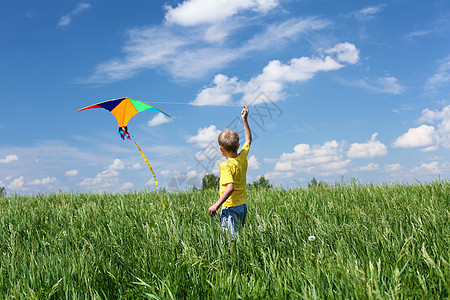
[{"left": 77, "top": 97, "right": 171, "bottom": 128}]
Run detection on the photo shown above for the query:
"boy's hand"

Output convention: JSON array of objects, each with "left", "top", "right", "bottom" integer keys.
[
  {"left": 208, "top": 204, "right": 219, "bottom": 217},
  {"left": 241, "top": 105, "right": 249, "bottom": 121},
  {"left": 209, "top": 183, "right": 233, "bottom": 217}
]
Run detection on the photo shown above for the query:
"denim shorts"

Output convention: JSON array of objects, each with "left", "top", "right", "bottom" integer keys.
[{"left": 220, "top": 204, "right": 247, "bottom": 234}]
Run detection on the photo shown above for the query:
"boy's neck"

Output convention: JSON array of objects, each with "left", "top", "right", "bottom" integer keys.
[{"left": 223, "top": 151, "right": 238, "bottom": 159}]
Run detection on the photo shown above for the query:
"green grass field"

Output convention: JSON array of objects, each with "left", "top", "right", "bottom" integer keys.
[{"left": 0, "top": 181, "right": 449, "bottom": 299}]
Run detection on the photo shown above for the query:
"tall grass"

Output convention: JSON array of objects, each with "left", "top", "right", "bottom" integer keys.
[{"left": 0, "top": 181, "right": 448, "bottom": 299}]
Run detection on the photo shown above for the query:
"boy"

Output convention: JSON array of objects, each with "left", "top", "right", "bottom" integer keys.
[{"left": 208, "top": 106, "right": 252, "bottom": 234}]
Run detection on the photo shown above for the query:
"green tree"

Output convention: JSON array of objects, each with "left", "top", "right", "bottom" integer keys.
[
  {"left": 308, "top": 177, "right": 318, "bottom": 188},
  {"left": 0, "top": 186, "right": 5, "bottom": 197},
  {"left": 249, "top": 176, "right": 272, "bottom": 189},
  {"left": 307, "top": 177, "right": 327, "bottom": 188},
  {"left": 202, "top": 174, "right": 220, "bottom": 190}
]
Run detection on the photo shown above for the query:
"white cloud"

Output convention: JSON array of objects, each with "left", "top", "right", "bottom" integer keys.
[
  {"left": 264, "top": 171, "right": 294, "bottom": 179},
  {"left": 273, "top": 140, "right": 350, "bottom": 176},
  {"left": 418, "top": 105, "right": 448, "bottom": 123},
  {"left": 79, "top": 176, "right": 108, "bottom": 187},
  {"left": 403, "top": 15, "right": 450, "bottom": 41},
  {"left": 421, "top": 145, "right": 439, "bottom": 152},
  {"left": 164, "top": 0, "right": 278, "bottom": 26},
  {"left": 342, "top": 76, "right": 404, "bottom": 95},
  {"left": 418, "top": 104, "right": 450, "bottom": 148},
  {"left": 203, "top": 23, "right": 234, "bottom": 43},
  {"left": 166, "top": 170, "right": 202, "bottom": 191},
  {"left": 65, "top": 169, "right": 79, "bottom": 176},
  {"left": 29, "top": 177, "right": 57, "bottom": 185},
  {"left": 110, "top": 159, "right": 125, "bottom": 170},
  {"left": 129, "top": 163, "right": 142, "bottom": 170},
  {"left": 324, "top": 42, "right": 360, "bottom": 64},
  {"left": 150, "top": 145, "right": 186, "bottom": 157},
  {"left": 58, "top": 3, "right": 91, "bottom": 27},
  {"left": 268, "top": 133, "right": 395, "bottom": 178},
  {"left": 393, "top": 104, "right": 450, "bottom": 152},
  {"left": 393, "top": 125, "right": 439, "bottom": 149},
  {"left": 356, "top": 163, "right": 379, "bottom": 171},
  {"left": 411, "top": 161, "right": 441, "bottom": 174},
  {"left": 8, "top": 176, "right": 24, "bottom": 190},
  {"left": 243, "top": 17, "right": 330, "bottom": 52},
  {"left": 79, "top": 159, "right": 125, "bottom": 188},
  {"left": 248, "top": 155, "right": 261, "bottom": 170},
  {"left": 97, "top": 170, "right": 118, "bottom": 179},
  {"left": 188, "top": 125, "right": 221, "bottom": 148},
  {"left": 58, "top": 16, "right": 71, "bottom": 27},
  {"left": 380, "top": 77, "right": 403, "bottom": 94},
  {"left": 347, "top": 133, "right": 388, "bottom": 158},
  {"left": 425, "top": 55, "right": 450, "bottom": 91},
  {"left": 193, "top": 43, "right": 358, "bottom": 106},
  {"left": 0, "top": 155, "right": 18, "bottom": 164},
  {"left": 148, "top": 113, "right": 172, "bottom": 127},
  {"left": 353, "top": 4, "right": 386, "bottom": 20},
  {"left": 146, "top": 178, "right": 156, "bottom": 186},
  {"left": 82, "top": 26, "right": 239, "bottom": 82},
  {"left": 73, "top": 3, "right": 91, "bottom": 14},
  {"left": 385, "top": 163, "right": 402, "bottom": 173},
  {"left": 348, "top": 4, "right": 387, "bottom": 40},
  {"left": 1, "top": 140, "right": 101, "bottom": 168},
  {"left": 82, "top": 12, "right": 331, "bottom": 83},
  {"left": 0, "top": 140, "right": 114, "bottom": 192},
  {"left": 188, "top": 125, "right": 229, "bottom": 173},
  {"left": 241, "top": 55, "right": 344, "bottom": 104},
  {"left": 403, "top": 29, "right": 434, "bottom": 39},
  {"left": 191, "top": 74, "right": 239, "bottom": 106},
  {"left": 120, "top": 182, "right": 134, "bottom": 190}
]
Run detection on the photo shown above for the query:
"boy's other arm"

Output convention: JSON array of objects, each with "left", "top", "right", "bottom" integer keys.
[
  {"left": 208, "top": 183, "right": 234, "bottom": 217},
  {"left": 241, "top": 105, "right": 252, "bottom": 146}
]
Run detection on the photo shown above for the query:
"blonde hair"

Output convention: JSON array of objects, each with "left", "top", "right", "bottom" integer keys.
[{"left": 218, "top": 130, "right": 239, "bottom": 152}]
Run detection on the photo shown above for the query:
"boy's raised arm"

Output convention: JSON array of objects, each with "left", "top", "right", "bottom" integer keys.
[{"left": 242, "top": 105, "right": 252, "bottom": 146}]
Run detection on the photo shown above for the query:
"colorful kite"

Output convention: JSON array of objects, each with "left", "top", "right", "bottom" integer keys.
[
  {"left": 77, "top": 97, "right": 170, "bottom": 210},
  {"left": 77, "top": 97, "right": 171, "bottom": 140}
]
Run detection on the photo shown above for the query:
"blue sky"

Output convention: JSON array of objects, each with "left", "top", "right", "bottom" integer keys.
[{"left": 1, "top": 0, "right": 449, "bottom": 194}]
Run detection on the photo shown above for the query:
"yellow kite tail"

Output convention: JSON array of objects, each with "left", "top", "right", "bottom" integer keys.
[{"left": 134, "top": 142, "right": 165, "bottom": 211}]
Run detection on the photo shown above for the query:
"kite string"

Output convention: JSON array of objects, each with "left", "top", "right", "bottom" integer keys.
[
  {"left": 152, "top": 101, "right": 244, "bottom": 131},
  {"left": 134, "top": 141, "right": 166, "bottom": 212},
  {"left": 149, "top": 101, "right": 243, "bottom": 107}
]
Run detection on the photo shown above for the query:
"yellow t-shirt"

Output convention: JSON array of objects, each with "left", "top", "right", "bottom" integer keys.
[{"left": 219, "top": 142, "right": 250, "bottom": 207}]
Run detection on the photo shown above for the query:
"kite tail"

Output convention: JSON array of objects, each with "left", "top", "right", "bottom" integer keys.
[
  {"left": 135, "top": 141, "right": 166, "bottom": 211},
  {"left": 119, "top": 127, "right": 133, "bottom": 140}
]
